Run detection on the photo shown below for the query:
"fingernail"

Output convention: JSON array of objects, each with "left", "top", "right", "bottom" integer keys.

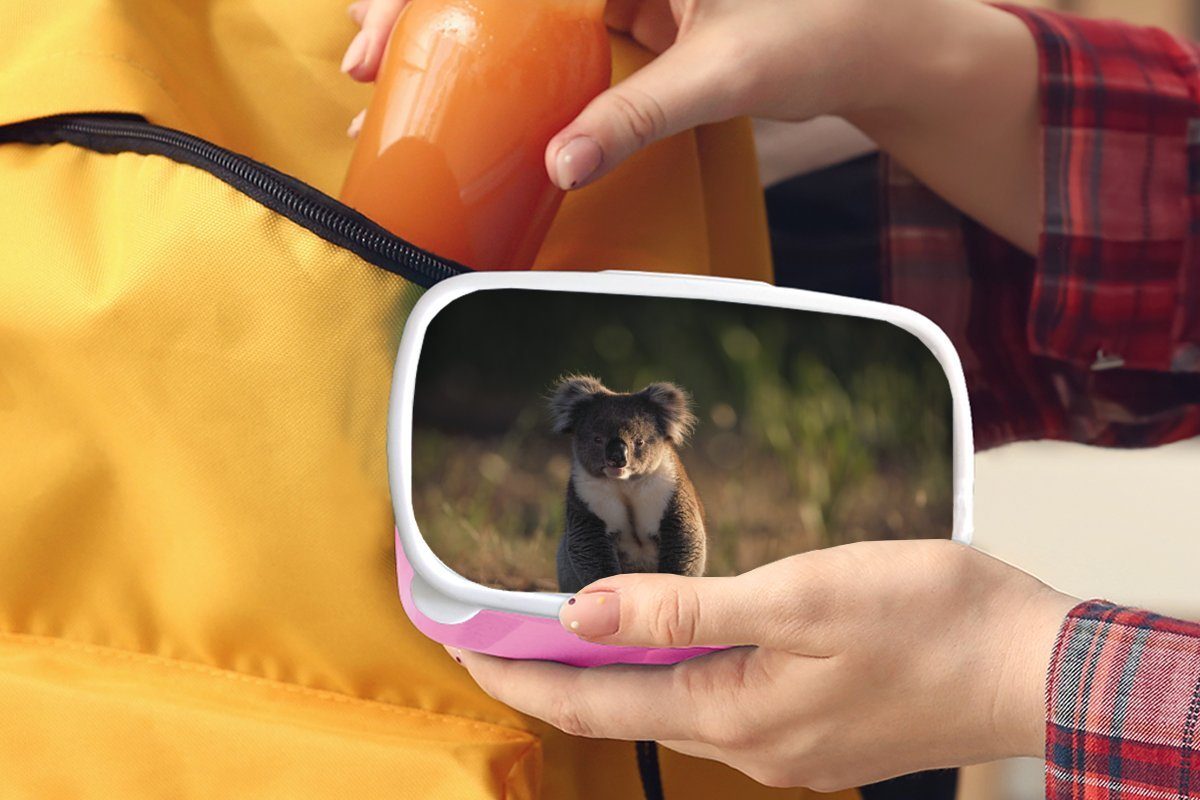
[
  {"left": 340, "top": 31, "right": 369, "bottom": 73},
  {"left": 554, "top": 137, "right": 603, "bottom": 190},
  {"left": 347, "top": 110, "right": 366, "bottom": 138},
  {"left": 560, "top": 590, "right": 619, "bottom": 638}
]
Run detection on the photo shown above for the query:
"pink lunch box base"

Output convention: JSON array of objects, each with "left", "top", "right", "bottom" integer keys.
[{"left": 395, "top": 530, "right": 721, "bottom": 667}]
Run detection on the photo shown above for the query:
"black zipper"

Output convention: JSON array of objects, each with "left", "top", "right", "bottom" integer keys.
[{"left": 0, "top": 113, "right": 468, "bottom": 288}]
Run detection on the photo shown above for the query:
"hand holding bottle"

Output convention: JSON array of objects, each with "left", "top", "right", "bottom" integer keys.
[{"left": 343, "top": 0, "right": 1042, "bottom": 252}]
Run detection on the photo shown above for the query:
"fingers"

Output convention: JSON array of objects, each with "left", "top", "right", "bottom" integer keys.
[
  {"left": 347, "top": 0, "right": 369, "bottom": 26},
  {"left": 342, "top": 0, "right": 408, "bottom": 82},
  {"left": 347, "top": 109, "right": 366, "bottom": 138},
  {"left": 604, "top": 0, "right": 643, "bottom": 32},
  {"left": 454, "top": 649, "right": 702, "bottom": 742},
  {"left": 605, "top": 0, "right": 678, "bottom": 54},
  {"left": 557, "top": 568, "right": 808, "bottom": 650},
  {"left": 626, "top": 1, "right": 679, "bottom": 54},
  {"left": 545, "top": 33, "right": 742, "bottom": 190}
]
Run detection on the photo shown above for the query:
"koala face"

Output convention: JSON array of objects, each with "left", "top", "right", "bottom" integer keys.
[
  {"left": 572, "top": 396, "right": 667, "bottom": 480},
  {"left": 549, "top": 376, "right": 696, "bottom": 481}
]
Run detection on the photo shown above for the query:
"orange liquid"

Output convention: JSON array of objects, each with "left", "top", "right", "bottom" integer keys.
[{"left": 341, "top": 0, "right": 611, "bottom": 269}]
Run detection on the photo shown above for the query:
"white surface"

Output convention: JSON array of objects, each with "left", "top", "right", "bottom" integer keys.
[
  {"left": 973, "top": 439, "right": 1199, "bottom": 617},
  {"left": 753, "top": 117, "right": 878, "bottom": 187},
  {"left": 389, "top": 270, "right": 977, "bottom": 622}
]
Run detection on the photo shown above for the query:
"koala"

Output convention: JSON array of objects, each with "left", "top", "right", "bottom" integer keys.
[{"left": 548, "top": 375, "right": 707, "bottom": 594}]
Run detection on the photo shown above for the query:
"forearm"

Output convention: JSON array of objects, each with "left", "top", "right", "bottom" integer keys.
[{"left": 846, "top": 0, "right": 1041, "bottom": 254}]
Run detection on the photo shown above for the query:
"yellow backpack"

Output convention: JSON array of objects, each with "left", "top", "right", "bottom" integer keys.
[{"left": 0, "top": 1, "right": 859, "bottom": 798}]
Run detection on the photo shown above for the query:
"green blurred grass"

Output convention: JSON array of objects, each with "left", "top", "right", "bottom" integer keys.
[{"left": 412, "top": 289, "right": 953, "bottom": 591}]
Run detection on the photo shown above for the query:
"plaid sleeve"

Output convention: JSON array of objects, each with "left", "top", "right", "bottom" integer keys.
[
  {"left": 1047, "top": 601, "right": 1200, "bottom": 799},
  {"left": 880, "top": 7, "right": 1200, "bottom": 450},
  {"left": 998, "top": 5, "right": 1200, "bottom": 374}
]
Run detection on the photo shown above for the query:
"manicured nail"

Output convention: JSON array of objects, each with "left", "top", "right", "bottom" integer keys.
[
  {"left": 554, "top": 137, "right": 603, "bottom": 190},
  {"left": 347, "top": 110, "right": 366, "bottom": 138},
  {"left": 341, "top": 31, "right": 369, "bottom": 73},
  {"left": 560, "top": 591, "right": 619, "bottom": 638}
]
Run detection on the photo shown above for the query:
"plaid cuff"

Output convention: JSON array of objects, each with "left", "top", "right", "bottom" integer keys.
[
  {"left": 1046, "top": 601, "right": 1200, "bottom": 799},
  {"left": 998, "top": 6, "right": 1200, "bottom": 374}
]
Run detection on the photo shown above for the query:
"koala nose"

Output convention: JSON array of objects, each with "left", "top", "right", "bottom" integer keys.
[{"left": 605, "top": 439, "right": 628, "bottom": 468}]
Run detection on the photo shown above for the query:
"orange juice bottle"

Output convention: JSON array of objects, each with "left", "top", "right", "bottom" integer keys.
[{"left": 340, "top": 0, "right": 611, "bottom": 269}]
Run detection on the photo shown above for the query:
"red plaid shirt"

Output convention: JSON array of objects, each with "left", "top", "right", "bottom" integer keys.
[
  {"left": 880, "top": 6, "right": 1200, "bottom": 798},
  {"left": 1048, "top": 603, "right": 1200, "bottom": 800},
  {"left": 884, "top": 6, "right": 1200, "bottom": 450}
]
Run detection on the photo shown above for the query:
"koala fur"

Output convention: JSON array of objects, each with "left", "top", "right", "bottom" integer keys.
[{"left": 549, "top": 375, "right": 707, "bottom": 594}]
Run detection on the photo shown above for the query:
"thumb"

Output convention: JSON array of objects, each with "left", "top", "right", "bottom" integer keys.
[
  {"left": 559, "top": 572, "right": 781, "bottom": 649},
  {"left": 546, "top": 35, "right": 740, "bottom": 191}
]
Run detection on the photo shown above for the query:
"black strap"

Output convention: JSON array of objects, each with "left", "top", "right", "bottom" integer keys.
[
  {"left": 766, "top": 153, "right": 883, "bottom": 300},
  {"left": 860, "top": 769, "right": 959, "bottom": 799},
  {"left": 635, "top": 740, "right": 664, "bottom": 800}
]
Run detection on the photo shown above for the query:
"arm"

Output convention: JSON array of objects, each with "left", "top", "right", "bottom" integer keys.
[
  {"left": 538, "top": 0, "right": 1044, "bottom": 253},
  {"left": 883, "top": 5, "right": 1200, "bottom": 377},
  {"left": 574, "top": 2, "right": 1200, "bottom": 376},
  {"left": 881, "top": 6, "right": 1200, "bottom": 451},
  {"left": 844, "top": 1, "right": 1042, "bottom": 254}
]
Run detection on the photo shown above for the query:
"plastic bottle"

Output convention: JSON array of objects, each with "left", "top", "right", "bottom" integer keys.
[{"left": 340, "top": 0, "right": 611, "bottom": 269}]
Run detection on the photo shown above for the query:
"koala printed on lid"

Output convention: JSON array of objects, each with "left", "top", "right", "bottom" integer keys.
[
  {"left": 549, "top": 375, "right": 707, "bottom": 593},
  {"left": 549, "top": 374, "right": 697, "bottom": 480}
]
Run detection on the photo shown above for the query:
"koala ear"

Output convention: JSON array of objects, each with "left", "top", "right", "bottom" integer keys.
[
  {"left": 548, "top": 375, "right": 609, "bottom": 434},
  {"left": 638, "top": 382, "right": 697, "bottom": 444}
]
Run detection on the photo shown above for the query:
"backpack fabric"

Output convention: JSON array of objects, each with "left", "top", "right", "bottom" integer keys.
[{"left": 0, "top": 1, "right": 860, "bottom": 798}]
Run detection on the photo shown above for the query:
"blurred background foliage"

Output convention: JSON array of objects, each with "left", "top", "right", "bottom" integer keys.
[{"left": 412, "top": 289, "right": 953, "bottom": 591}]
